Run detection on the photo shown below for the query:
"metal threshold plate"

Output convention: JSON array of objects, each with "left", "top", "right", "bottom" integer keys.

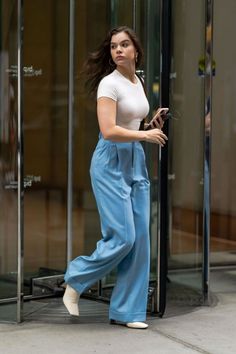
[{"left": 24, "top": 297, "right": 109, "bottom": 324}]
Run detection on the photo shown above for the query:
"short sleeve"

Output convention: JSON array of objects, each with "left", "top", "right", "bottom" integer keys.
[{"left": 97, "top": 77, "right": 117, "bottom": 101}]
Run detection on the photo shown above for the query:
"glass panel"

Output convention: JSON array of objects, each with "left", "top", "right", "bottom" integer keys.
[
  {"left": 0, "top": 0, "right": 18, "bottom": 322},
  {"left": 136, "top": 0, "right": 161, "bottom": 305},
  {"left": 211, "top": 0, "right": 236, "bottom": 291},
  {"left": 23, "top": 0, "right": 69, "bottom": 295},
  {"left": 168, "top": 0, "right": 205, "bottom": 304},
  {"left": 110, "top": 0, "right": 133, "bottom": 27}
]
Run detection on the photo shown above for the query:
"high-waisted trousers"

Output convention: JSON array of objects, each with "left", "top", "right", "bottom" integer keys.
[{"left": 64, "top": 135, "right": 150, "bottom": 322}]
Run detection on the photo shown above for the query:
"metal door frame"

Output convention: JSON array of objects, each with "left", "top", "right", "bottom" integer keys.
[
  {"left": 66, "top": 0, "right": 75, "bottom": 265},
  {"left": 17, "top": 0, "right": 24, "bottom": 323},
  {"left": 154, "top": 0, "right": 171, "bottom": 316}
]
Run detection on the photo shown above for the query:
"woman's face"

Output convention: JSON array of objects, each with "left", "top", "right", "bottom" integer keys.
[{"left": 110, "top": 31, "right": 137, "bottom": 68}]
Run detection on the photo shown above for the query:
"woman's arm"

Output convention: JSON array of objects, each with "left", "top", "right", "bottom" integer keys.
[{"left": 97, "top": 97, "right": 168, "bottom": 146}]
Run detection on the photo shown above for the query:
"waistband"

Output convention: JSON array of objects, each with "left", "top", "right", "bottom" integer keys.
[{"left": 98, "top": 132, "right": 141, "bottom": 147}]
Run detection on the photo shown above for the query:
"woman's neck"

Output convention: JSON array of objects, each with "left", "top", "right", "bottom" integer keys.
[{"left": 116, "top": 65, "right": 136, "bottom": 84}]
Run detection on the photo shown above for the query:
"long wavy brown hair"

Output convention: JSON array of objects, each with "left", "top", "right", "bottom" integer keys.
[{"left": 82, "top": 26, "right": 144, "bottom": 96}]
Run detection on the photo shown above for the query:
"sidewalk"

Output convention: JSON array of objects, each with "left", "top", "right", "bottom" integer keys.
[{"left": 0, "top": 292, "right": 235, "bottom": 354}]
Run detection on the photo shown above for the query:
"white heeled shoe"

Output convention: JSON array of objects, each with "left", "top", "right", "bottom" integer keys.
[
  {"left": 63, "top": 284, "right": 80, "bottom": 316},
  {"left": 126, "top": 322, "right": 148, "bottom": 329},
  {"left": 110, "top": 319, "right": 148, "bottom": 329}
]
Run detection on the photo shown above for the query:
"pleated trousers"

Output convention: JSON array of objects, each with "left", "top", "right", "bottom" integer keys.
[{"left": 64, "top": 135, "right": 150, "bottom": 322}]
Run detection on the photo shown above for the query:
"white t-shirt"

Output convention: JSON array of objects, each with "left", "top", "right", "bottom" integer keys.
[{"left": 97, "top": 69, "right": 149, "bottom": 130}]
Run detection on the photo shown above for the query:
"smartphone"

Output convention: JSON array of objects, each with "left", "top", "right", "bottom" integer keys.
[
  {"left": 145, "top": 107, "right": 170, "bottom": 130},
  {"left": 159, "top": 108, "right": 169, "bottom": 120}
]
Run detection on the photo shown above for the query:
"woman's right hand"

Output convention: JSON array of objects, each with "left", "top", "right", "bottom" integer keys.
[{"left": 143, "top": 128, "right": 168, "bottom": 146}]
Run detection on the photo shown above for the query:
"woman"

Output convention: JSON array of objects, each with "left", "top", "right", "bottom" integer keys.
[{"left": 63, "top": 26, "right": 168, "bottom": 329}]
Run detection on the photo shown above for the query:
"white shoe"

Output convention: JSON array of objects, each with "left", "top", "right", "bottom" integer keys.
[
  {"left": 110, "top": 319, "right": 148, "bottom": 329},
  {"left": 126, "top": 322, "right": 148, "bottom": 329},
  {"left": 63, "top": 284, "right": 80, "bottom": 316}
]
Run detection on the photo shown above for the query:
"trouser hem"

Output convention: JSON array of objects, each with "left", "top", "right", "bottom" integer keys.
[
  {"left": 65, "top": 278, "right": 86, "bottom": 295},
  {"left": 109, "top": 309, "right": 147, "bottom": 322}
]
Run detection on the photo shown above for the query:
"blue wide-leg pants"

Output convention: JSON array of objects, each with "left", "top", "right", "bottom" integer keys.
[{"left": 64, "top": 136, "right": 150, "bottom": 322}]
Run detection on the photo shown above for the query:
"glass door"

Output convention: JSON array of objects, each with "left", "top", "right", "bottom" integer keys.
[
  {"left": 0, "top": 0, "right": 23, "bottom": 322},
  {"left": 167, "top": 0, "right": 206, "bottom": 306}
]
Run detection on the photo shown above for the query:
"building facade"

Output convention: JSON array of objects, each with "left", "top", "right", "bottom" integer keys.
[{"left": 0, "top": 0, "right": 235, "bottom": 323}]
